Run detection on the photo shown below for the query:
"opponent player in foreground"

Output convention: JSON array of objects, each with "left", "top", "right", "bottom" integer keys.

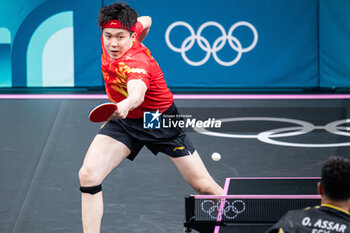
[
  {"left": 78, "top": 2, "right": 223, "bottom": 232},
  {"left": 266, "top": 156, "right": 350, "bottom": 233}
]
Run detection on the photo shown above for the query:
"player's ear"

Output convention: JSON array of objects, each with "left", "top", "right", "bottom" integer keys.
[
  {"left": 317, "top": 181, "right": 324, "bottom": 195},
  {"left": 131, "top": 32, "right": 137, "bottom": 39}
]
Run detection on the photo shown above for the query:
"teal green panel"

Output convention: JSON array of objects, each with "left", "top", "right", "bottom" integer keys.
[
  {"left": 0, "top": 44, "right": 12, "bottom": 87},
  {"left": 0, "top": 28, "right": 11, "bottom": 43},
  {"left": 0, "top": 28, "right": 12, "bottom": 87},
  {"left": 27, "top": 11, "right": 73, "bottom": 87},
  {"left": 42, "top": 27, "right": 74, "bottom": 86}
]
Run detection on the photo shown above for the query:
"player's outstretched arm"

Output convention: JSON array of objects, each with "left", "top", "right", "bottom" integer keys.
[
  {"left": 114, "top": 79, "right": 147, "bottom": 119},
  {"left": 137, "top": 16, "right": 152, "bottom": 42}
]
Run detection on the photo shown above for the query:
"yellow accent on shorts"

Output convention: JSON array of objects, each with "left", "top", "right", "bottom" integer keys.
[{"left": 173, "top": 146, "right": 185, "bottom": 151}]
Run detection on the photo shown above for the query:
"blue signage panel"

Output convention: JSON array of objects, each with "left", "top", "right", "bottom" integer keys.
[
  {"left": 319, "top": 0, "right": 350, "bottom": 88},
  {"left": 0, "top": 0, "right": 322, "bottom": 89},
  {"left": 127, "top": 0, "right": 319, "bottom": 88}
]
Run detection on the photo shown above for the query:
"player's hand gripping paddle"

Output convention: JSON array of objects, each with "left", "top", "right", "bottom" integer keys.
[{"left": 89, "top": 103, "right": 118, "bottom": 123}]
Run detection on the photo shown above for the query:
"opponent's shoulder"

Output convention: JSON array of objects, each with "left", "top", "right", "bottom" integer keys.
[
  {"left": 287, "top": 205, "right": 350, "bottom": 224},
  {"left": 266, "top": 208, "right": 318, "bottom": 233},
  {"left": 278, "top": 206, "right": 319, "bottom": 222},
  {"left": 291, "top": 206, "right": 323, "bottom": 216}
]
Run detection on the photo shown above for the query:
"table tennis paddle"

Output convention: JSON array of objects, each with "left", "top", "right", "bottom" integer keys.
[{"left": 89, "top": 102, "right": 118, "bottom": 123}]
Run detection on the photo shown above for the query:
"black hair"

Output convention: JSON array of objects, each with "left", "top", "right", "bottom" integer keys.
[
  {"left": 321, "top": 156, "right": 350, "bottom": 201},
  {"left": 98, "top": 2, "right": 138, "bottom": 28}
]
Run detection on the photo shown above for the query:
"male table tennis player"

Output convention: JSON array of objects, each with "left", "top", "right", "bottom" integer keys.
[
  {"left": 78, "top": 2, "right": 223, "bottom": 232},
  {"left": 266, "top": 156, "right": 350, "bottom": 233}
]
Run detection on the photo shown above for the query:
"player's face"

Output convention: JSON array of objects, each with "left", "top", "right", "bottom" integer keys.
[{"left": 102, "top": 28, "right": 136, "bottom": 59}]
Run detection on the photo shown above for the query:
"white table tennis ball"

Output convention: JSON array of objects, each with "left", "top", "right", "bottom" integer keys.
[{"left": 211, "top": 152, "right": 221, "bottom": 161}]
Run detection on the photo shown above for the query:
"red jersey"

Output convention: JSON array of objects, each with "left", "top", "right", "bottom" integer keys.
[{"left": 101, "top": 25, "right": 173, "bottom": 119}]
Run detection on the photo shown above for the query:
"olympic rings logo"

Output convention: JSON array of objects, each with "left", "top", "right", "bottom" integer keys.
[
  {"left": 201, "top": 199, "right": 246, "bottom": 219},
  {"left": 193, "top": 118, "right": 350, "bottom": 148},
  {"left": 165, "top": 21, "right": 258, "bottom": 66}
]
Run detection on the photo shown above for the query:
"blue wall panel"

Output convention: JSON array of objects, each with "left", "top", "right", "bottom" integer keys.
[
  {"left": 319, "top": 0, "right": 350, "bottom": 88},
  {"left": 124, "top": 0, "right": 318, "bottom": 88},
  {"left": 0, "top": 0, "right": 347, "bottom": 90}
]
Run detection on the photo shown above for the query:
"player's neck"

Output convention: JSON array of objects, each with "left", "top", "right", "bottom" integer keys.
[{"left": 321, "top": 197, "right": 350, "bottom": 214}]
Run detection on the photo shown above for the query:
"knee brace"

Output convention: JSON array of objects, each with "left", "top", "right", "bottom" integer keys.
[{"left": 80, "top": 184, "right": 102, "bottom": 195}]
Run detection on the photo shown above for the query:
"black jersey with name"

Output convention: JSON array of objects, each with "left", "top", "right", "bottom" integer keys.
[{"left": 266, "top": 204, "right": 350, "bottom": 233}]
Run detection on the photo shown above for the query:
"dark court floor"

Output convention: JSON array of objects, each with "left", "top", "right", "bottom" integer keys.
[{"left": 1, "top": 94, "right": 350, "bottom": 233}]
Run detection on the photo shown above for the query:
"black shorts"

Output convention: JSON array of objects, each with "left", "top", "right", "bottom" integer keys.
[{"left": 98, "top": 103, "right": 195, "bottom": 161}]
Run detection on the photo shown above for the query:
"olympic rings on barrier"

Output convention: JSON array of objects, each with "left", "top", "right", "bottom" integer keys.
[
  {"left": 165, "top": 21, "right": 258, "bottom": 66},
  {"left": 201, "top": 199, "right": 246, "bottom": 219},
  {"left": 193, "top": 117, "right": 350, "bottom": 148}
]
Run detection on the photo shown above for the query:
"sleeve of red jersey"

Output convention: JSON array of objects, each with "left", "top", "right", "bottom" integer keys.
[
  {"left": 134, "top": 21, "right": 143, "bottom": 41},
  {"left": 125, "top": 61, "right": 150, "bottom": 89}
]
